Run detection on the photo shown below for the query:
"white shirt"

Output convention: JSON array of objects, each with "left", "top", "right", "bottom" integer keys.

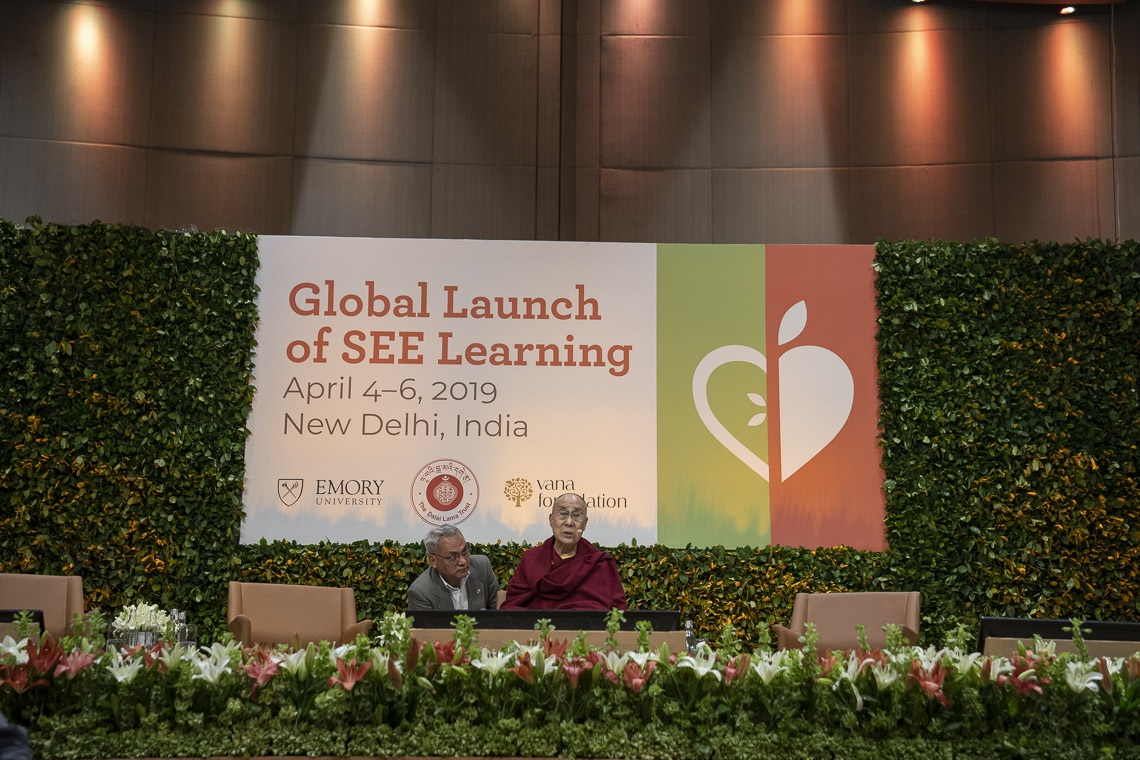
[{"left": 440, "top": 574, "right": 469, "bottom": 610}]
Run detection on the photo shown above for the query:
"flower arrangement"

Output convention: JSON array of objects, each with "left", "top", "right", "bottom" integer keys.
[
  {"left": 0, "top": 613, "right": 1137, "bottom": 759},
  {"left": 111, "top": 602, "right": 171, "bottom": 636}
]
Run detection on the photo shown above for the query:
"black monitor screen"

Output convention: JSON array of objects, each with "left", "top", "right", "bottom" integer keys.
[{"left": 977, "top": 616, "right": 1140, "bottom": 652}]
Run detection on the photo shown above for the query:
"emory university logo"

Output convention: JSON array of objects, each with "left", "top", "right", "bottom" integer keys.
[{"left": 278, "top": 479, "right": 303, "bottom": 507}]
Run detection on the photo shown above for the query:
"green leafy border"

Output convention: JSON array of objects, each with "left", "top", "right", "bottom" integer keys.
[{"left": 2, "top": 222, "right": 1137, "bottom": 648}]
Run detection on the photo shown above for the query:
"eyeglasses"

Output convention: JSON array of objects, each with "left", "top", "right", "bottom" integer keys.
[
  {"left": 553, "top": 509, "right": 586, "bottom": 523},
  {"left": 432, "top": 547, "right": 470, "bottom": 564}
]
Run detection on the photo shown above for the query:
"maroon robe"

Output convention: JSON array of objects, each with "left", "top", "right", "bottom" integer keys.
[{"left": 501, "top": 537, "right": 628, "bottom": 610}]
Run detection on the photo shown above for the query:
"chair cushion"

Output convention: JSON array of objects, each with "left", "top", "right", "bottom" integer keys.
[
  {"left": 801, "top": 591, "right": 919, "bottom": 651},
  {"left": 233, "top": 583, "right": 349, "bottom": 645}
]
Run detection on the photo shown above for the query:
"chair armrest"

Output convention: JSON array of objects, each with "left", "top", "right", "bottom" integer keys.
[
  {"left": 772, "top": 624, "right": 803, "bottom": 651},
  {"left": 900, "top": 625, "right": 919, "bottom": 645},
  {"left": 342, "top": 618, "right": 373, "bottom": 643},
  {"left": 228, "top": 614, "right": 252, "bottom": 647}
]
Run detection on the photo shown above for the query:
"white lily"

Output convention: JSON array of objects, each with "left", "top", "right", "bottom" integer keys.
[
  {"left": 107, "top": 650, "right": 144, "bottom": 683},
  {"left": 598, "top": 650, "right": 628, "bottom": 674},
  {"left": 192, "top": 656, "right": 232, "bottom": 684},
  {"left": 156, "top": 643, "right": 186, "bottom": 671},
  {"left": 1063, "top": 661, "right": 1103, "bottom": 693},
  {"left": 626, "top": 650, "right": 658, "bottom": 668},
  {"left": 867, "top": 660, "right": 901, "bottom": 689},
  {"left": 279, "top": 649, "right": 309, "bottom": 677},
  {"left": 678, "top": 646, "right": 721, "bottom": 680},
  {"left": 471, "top": 648, "right": 513, "bottom": 676},
  {"left": 750, "top": 652, "right": 788, "bottom": 685},
  {"left": 0, "top": 636, "right": 29, "bottom": 665},
  {"left": 368, "top": 648, "right": 390, "bottom": 675}
]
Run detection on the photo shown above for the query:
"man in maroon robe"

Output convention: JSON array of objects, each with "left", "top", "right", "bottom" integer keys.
[{"left": 501, "top": 493, "right": 628, "bottom": 610}]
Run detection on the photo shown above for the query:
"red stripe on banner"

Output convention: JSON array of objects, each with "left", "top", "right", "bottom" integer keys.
[{"left": 766, "top": 245, "right": 886, "bottom": 551}]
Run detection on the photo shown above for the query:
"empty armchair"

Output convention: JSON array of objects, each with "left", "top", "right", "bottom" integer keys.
[
  {"left": 0, "top": 573, "right": 85, "bottom": 639},
  {"left": 773, "top": 591, "right": 921, "bottom": 651},
  {"left": 226, "top": 581, "right": 373, "bottom": 647}
]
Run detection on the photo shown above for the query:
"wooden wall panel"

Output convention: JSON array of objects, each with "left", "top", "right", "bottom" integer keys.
[
  {"left": 600, "top": 36, "right": 711, "bottom": 169},
  {"left": 294, "top": 24, "right": 435, "bottom": 162},
  {"left": 601, "top": 0, "right": 710, "bottom": 36},
  {"left": 848, "top": 164, "right": 996, "bottom": 244},
  {"left": 0, "top": 0, "right": 1135, "bottom": 244},
  {"left": 433, "top": 31, "right": 538, "bottom": 166},
  {"left": 712, "top": 0, "right": 846, "bottom": 37},
  {"left": 0, "top": 137, "right": 147, "bottom": 226},
  {"left": 849, "top": 28, "right": 992, "bottom": 168},
  {"left": 0, "top": 4, "right": 154, "bottom": 145},
  {"left": 430, "top": 164, "right": 537, "bottom": 239},
  {"left": 600, "top": 168, "right": 710, "bottom": 242},
  {"left": 990, "top": 21, "right": 1113, "bottom": 161},
  {"left": 712, "top": 34, "right": 849, "bottom": 169},
  {"left": 713, "top": 168, "right": 850, "bottom": 244},
  {"left": 993, "top": 159, "right": 1118, "bottom": 242},
  {"left": 150, "top": 13, "right": 297, "bottom": 155},
  {"left": 143, "top": 152, "right": 293, "bottom": 233},
  {"left": 291, "top": 159, "right": 432, "bottom": 238}
]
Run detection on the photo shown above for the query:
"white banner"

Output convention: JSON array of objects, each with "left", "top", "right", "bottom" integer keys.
[{"left": 242, "top": 237, "right": 658, "bottom": 547}]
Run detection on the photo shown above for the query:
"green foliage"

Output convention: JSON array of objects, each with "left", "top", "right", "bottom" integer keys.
[
  {"left": 0, "top": 217, "right": 258, "bottom": 636},
  {"left": 875, "top": 238, "right": 1140, "bottom": 639},
  {"left": 11, "top": 627, "right": 1140, "bottom": 760},
  {"left": 2, "top": 222, "right": 1137, "bottom": 658}
]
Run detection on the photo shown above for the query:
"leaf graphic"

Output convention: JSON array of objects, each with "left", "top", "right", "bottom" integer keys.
[{"left": 778, "top": 300, "right": 808, "bottom": 346}]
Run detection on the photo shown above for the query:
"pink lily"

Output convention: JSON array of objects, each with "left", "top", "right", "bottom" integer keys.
[{"left": 328, "top": 657, "right": 371, "bottom": 692}]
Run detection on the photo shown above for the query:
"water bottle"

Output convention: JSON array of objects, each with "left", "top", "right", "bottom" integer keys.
[{"left": 685, "top": 620, "right": 696, "bottom": 653}]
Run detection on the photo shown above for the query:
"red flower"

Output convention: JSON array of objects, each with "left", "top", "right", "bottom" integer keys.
[
  {"left": 0, "top": 664, "right": 48, "bottom": 694},
  {"left": 328, "top": 657, "right": 371, "bottom": 692},
  {"left": 996, "top": 654, "right": 1049, "bottom": 697},
  {"left": 622, "top": 660, "right": 657, "bottom": 694},
  {"left": 54, "top": 650, "right": 97, "bottom": 680},
  {"left": 723, "top": 654, "right": 750, "bottom": 686},
  {"left": 242, "top": 648, "right": 280, "bottom": 702},
  {"left": 907, "top": 660, "right": 951, "bottom": 710},
  {"left": 510, "top": 652, "right": 535, "bottom": 684},
  {"left": 543, "top": 638, "right": 569, "bottom": 659},
  {"left": 560, "top": 656, "right": 589, "bottom": 688},
  {"left": 26, "top": 637, "right": 62, "bottom": 677}
]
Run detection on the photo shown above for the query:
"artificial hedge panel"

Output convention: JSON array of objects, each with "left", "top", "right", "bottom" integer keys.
[
  {"left": 875, "top": 239, "right": 1140, "bottom": 639},
  {"left": 0, "top": 218, "right": 259, "bottom": 633},
  {"left": 2, "top": 222, "right": 1137, "bottom": 650}
]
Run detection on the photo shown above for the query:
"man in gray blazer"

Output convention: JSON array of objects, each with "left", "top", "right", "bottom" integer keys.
[{"left": 407, "top": 525, "right": 501, "bottom": 611}]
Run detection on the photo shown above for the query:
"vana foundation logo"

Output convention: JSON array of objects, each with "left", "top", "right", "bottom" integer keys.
[{"left": 693, "top": 300, "right": 853, "bottom": 483}]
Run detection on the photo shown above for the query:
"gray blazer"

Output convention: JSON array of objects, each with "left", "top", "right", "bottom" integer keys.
[{"left": 406, "top": 554, "right": 500, "bottom": 611}]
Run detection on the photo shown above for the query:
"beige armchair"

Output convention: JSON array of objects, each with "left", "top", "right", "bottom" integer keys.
[
  {"left": 226, "top": 581, "right": 373, "bottom": 647},
  {"left": 773, "top": 591, "right": 921, "bottom": 651},
  {"left": 0, "top": 572, "right": 85, "bottom": 639}
]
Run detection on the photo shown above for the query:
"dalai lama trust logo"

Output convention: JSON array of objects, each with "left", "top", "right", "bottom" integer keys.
[{"left": 410, "top": 459, "right": 481, "bottom": 526}]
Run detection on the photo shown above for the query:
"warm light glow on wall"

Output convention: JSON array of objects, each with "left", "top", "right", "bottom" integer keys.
[
  {"left": 896, "top": 18, "right": 952, "bottom": 162},
  {"left": 63, "top": 4, "right": 112, "bottom": 126},
  {"left": 1041, "top": 21, "right": 1102, "bottom": 152},
  {"left": 345, "top": 0, "right": 388, "bottom": 27},
  {"left": 198, "top": 16, "right": 257, "bottom": 140}
]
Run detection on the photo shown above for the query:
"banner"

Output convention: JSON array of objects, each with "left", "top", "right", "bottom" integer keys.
[{"left": 242, "top": 238, "right": 884, "bottom": 550}]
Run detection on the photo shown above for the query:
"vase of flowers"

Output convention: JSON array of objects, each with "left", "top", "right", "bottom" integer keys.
[{"left": 111, "top": 602, "right": 171, "bottom": 648}]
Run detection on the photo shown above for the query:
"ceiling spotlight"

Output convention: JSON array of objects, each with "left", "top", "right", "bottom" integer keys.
[{"left": 1059, "top": 5, "right": 1076, "bottom": 12}]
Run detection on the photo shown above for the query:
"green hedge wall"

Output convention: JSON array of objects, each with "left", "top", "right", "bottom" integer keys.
[{"left": 2, "top": 220, "right": 1137, "bottom": 649}]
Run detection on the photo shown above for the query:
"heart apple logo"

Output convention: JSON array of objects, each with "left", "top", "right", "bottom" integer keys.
[{"left": 692, "top": 300, "right": 854, "bottom": 482}]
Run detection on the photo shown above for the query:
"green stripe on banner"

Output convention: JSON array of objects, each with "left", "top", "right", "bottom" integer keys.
[{"left": 657, "top": 244, "right": 770, "bottom": 548}]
